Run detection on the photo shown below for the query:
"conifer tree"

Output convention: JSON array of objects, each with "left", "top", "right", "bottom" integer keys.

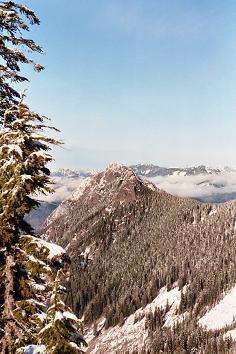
[
  {"left": 0, "top": 1, "right": 43, "bottom": 124},
  {"left": 38, "top": 270, "right": 87, "bottom": 353},
  {"left": 0, "top": 3, "right": 87, "bottom": 353},
  {"left": 0, "top": 94, "right": 86, "bottom": 353},
  {"left": 0, "top": 95, "right": 60, "bottom": 242}
]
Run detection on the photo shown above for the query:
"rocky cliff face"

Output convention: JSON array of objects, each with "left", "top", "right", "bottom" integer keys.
[{"left": 42, "top": 164, "right": 236, "bottom": 353}]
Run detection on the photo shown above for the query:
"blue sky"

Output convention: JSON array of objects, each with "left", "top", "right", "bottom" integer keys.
[{"left": 18, "top": 0, "right": 236, "bottom": 169}]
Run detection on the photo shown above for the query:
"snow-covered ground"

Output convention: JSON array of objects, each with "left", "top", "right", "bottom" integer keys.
[
  {"left": 87, "top": 284, "right": 236, "bottom": 353},
  {"left": 198, "top": 286, "right": 236, "bottom": 330}
]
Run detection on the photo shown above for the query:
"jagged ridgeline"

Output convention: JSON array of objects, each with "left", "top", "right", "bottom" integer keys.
[{"left": 41, "top": 164, "right": 236, "bottom": 353}]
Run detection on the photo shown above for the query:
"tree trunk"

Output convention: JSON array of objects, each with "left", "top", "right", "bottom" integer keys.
[{"left": 1, "top": 248, "right": 22, "bottom": 353}]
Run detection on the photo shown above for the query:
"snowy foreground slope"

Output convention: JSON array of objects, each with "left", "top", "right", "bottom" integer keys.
[
  {"left": 85, "top": 287, "right": 184, "bottom": 354},
  {"left": 85, "top": 284, "right": 236, "bottom": 353},
  {"left": 85, "top": 283, "right": 236, "bottom": 353}
]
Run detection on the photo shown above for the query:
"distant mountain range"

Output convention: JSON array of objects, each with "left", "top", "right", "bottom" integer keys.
[
  {"left": 41, "top": 164, "right": 236, "bottom": 353},
  {"left": 26, "top": 164, "right": 236, "bottom": 230},
  {"left": 131, "top": 163, "right": 236, "bottom": 177},
  {"left": 52, "top": 164, "right": 236, "bottom": 179},
  {"left": 51, "top": 168, "right": 95, "bottom": 179}
]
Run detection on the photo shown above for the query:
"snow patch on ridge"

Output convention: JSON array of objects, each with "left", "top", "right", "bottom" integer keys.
[
  {"left": 24, "top": 235, "right": 65, "bottom": 261},
  {"left": 143, "top": 180, "right": 157, "bottom": 191},
  {"left": 209, "top": 208, "right": 217, "bottom": 216},
  {"left": 198, "top": 286, "right": 236, "bottom": 330}
]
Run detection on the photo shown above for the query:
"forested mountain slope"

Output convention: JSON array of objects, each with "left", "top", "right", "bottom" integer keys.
[{"left": 41, "top": 164, "right": 236, "bottom": 353}]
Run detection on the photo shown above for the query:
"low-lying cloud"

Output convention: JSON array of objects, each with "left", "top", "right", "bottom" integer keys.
[
  {"left": 37, "top": 177, "right": 86, "bottom": 204},
  {"left": 36, "top": 172, "right": 236, "bottom": 205},
  {"left": 147, "top": 172, "right": 236, "bottom": 203}
]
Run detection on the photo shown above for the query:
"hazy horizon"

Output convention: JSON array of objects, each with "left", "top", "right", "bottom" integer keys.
[{"left": 50, "top": 161, "right": 236, "bottom": 172}]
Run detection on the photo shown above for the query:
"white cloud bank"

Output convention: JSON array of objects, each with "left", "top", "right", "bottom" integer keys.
[
  {"left": 36, "top": 171, "right": 236, "bottom": 205},
  {"left": 147, "top": 172, "right": 236, "bottom": 202},
  {"left": 37, "top": 177, "right": 87, "bottom": 204}
]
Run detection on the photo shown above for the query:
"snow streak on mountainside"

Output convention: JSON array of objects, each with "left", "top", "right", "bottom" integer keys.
[{"left": 42, "top": 164, "right": 236, "bottom": 353}]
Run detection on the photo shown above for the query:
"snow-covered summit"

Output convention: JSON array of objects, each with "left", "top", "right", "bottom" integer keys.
[
  {"left": 46, "top": 164, "right": 155, "bottom": 219},
  {"left": 130, "top": 163, "right": 230, "bottom": 177}
]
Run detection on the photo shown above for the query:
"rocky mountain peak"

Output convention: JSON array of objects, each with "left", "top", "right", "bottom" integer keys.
[
  {"left": 87, "top": 163, "right": 154, "bottom": 207},
  {"left": 65, "top": 163, "right": 157, "bottom": 209},
  {"left": 41, "top": 164, "right": 157, "bottom": 249}
]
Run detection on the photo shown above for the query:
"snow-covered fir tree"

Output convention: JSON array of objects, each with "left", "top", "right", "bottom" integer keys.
[
  {"left": 0, "top": 95, "right": 60, "bottom": 241},
  {"left": 0, "top": 97, "right": 87, "bottom": 353},
  {"left": 0, "top": 2, "right": 87, "bottom": 353},
  {"left": 38, "top": 270, "right": 87, "bottom": 353}
]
